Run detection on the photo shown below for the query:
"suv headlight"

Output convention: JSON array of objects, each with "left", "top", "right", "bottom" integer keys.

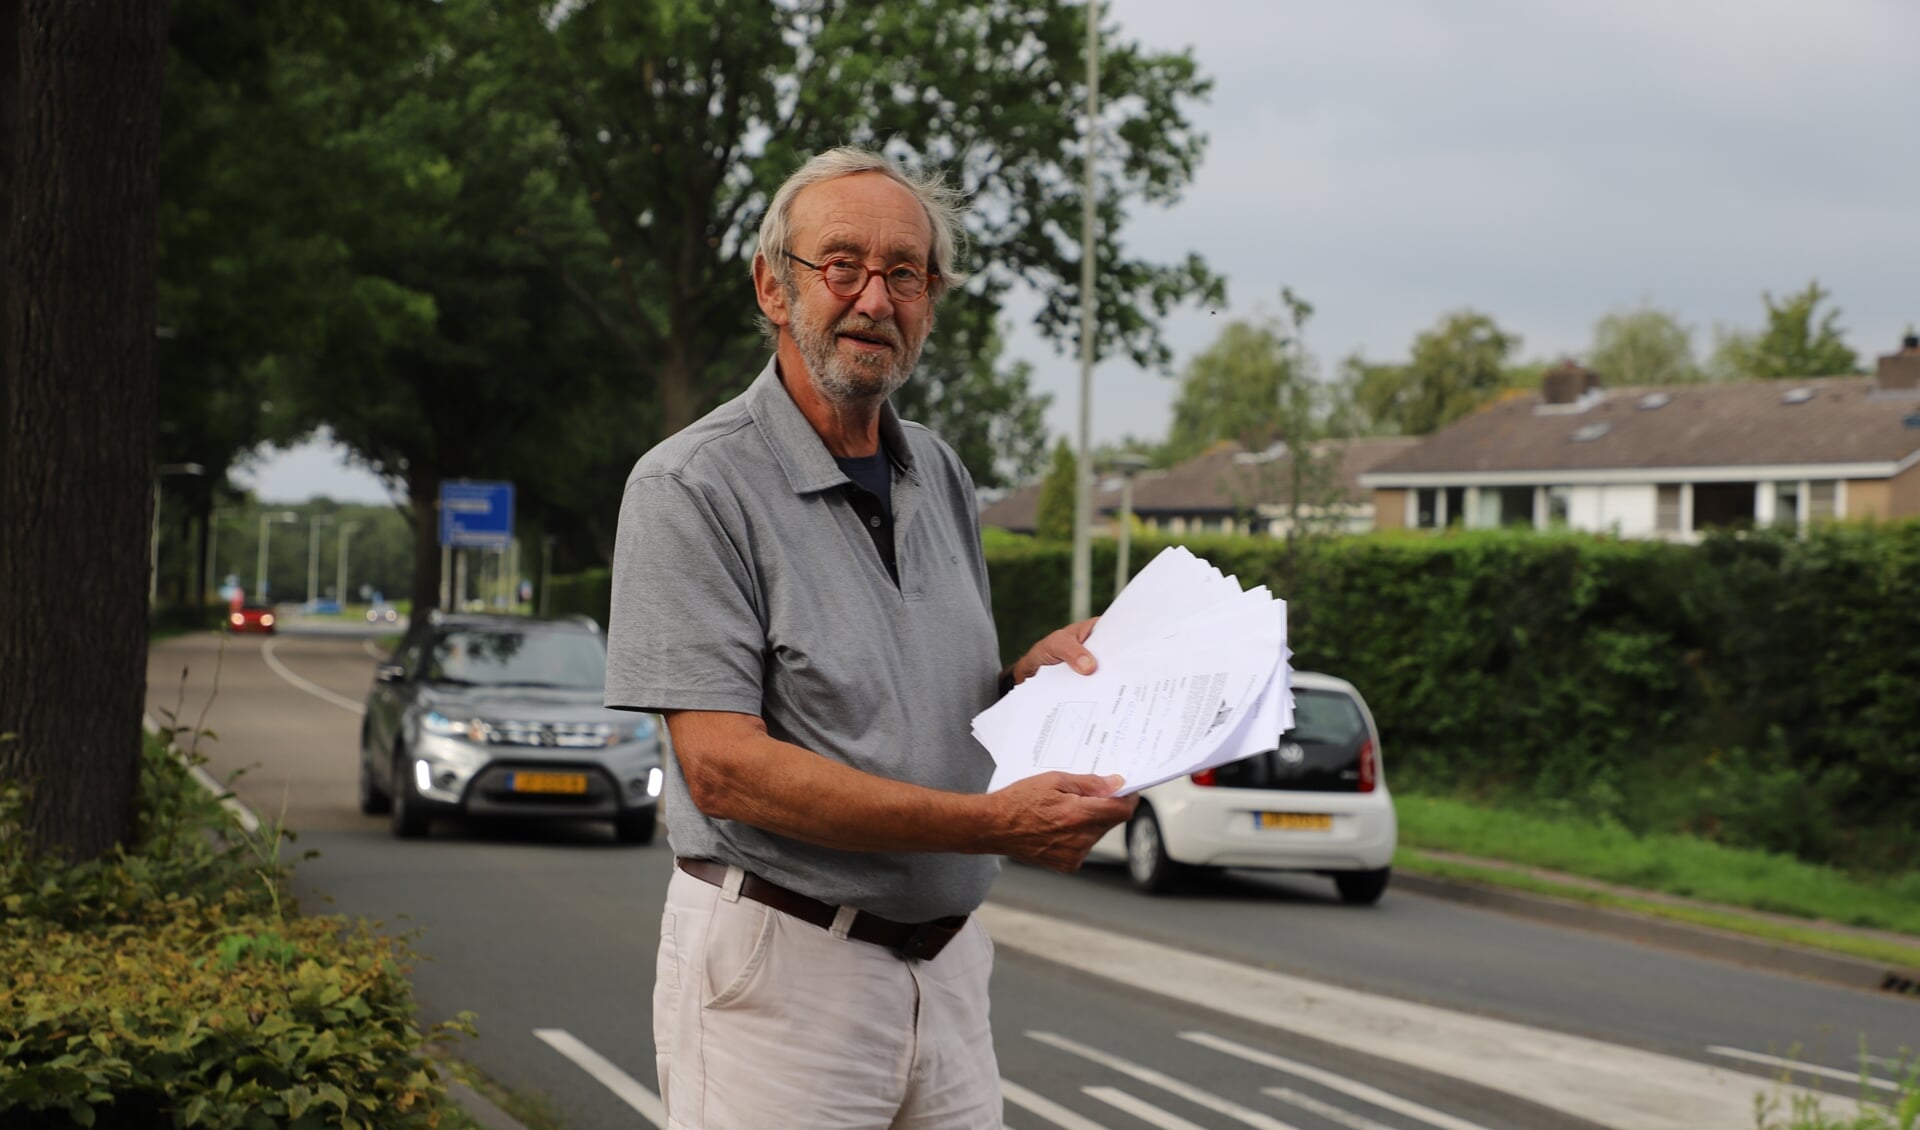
[{"left": 423, "top": 711, "right": 479, "bottom": 740}]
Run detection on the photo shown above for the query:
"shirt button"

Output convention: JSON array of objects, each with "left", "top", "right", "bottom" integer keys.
[{"left": 869, "top": 516, "right": 883, "bottom": 528}]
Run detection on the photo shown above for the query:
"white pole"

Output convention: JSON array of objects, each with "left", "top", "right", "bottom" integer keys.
[
  {"left": 257, "top": 513, "right": 272, "bottom": 604},
  {"left": 306, "top": 515, "right": 323, "bottom": 605},
  {"left": 337, "top": 522, "right": 358, "bottom": 606},
  {"left": 1069, "top": 0, "right": 1100, "bottom": 624}
]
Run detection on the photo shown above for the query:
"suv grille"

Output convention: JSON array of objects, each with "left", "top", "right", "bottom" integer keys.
[{"left": 479, "top": 720, "right": 615, "bottom": 749}]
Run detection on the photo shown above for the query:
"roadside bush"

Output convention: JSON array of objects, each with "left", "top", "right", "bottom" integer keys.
[
  {"left": 544, "top": 567, "right": 612, "bottom": 628},
  {"left": 0, "top": 733, "right": 473, "bottom": 1127},
  {"left": 982, "top": 521, "right": 1920, "bottom": 873}
]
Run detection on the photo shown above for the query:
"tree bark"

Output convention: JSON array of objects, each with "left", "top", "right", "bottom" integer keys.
[
  {"left": 408, "top": 468, "right": 443, "bottom": 615},
  {"left": 0, "top": 0, "right": 170, "bottom": 862},
  {"left": 0, "top": 0, "right": 20, "bottom": 474}
]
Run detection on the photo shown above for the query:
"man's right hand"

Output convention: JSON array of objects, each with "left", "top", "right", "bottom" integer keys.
[{"left": 985, "top": 772, "right": 1138, "bottom": 872}]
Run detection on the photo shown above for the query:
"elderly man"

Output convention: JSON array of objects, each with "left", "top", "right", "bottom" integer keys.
[{"left": 604, "top": 147, "right": 1135, "bottom": 1129}]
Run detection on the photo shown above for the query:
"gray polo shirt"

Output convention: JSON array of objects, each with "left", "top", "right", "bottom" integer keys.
[{"left": 604, "top": 360, "right": 1003, "bottom": 923}]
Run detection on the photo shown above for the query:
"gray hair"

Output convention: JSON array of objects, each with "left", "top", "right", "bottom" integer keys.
[{"left": 755, "top": 147, "right": 970, "bottom": 306}]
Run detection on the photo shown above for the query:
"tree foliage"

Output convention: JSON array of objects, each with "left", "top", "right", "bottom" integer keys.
[
  {"left": 1339, "top": 311, "right": 1520, "bottom": 435},
  {"left": 1163, "top": 303, "right": 1310, "bottom": 464},
  {"left": 1709, "top": 280, "right": 1861, "bottom": 380},
  {"left": 1587, "top": 306, "right": 1702, "bottom": 386},
  {"left": 1035, "top": 439, "right": 1078, "bottom": 543},
  {"left": 892, "top": 293, "right": 1051, "bottom": 490}
]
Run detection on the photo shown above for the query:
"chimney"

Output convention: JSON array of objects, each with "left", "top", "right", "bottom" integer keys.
[
  {"left": 1877, "top": 329, "right": 1920, "bottom": 392},
  {"left": 1541, "top": 360, "right": 1600, "bottom": 405}
]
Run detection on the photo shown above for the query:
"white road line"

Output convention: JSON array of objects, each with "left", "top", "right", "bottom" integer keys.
[
  {"left": 1001, "top": 1079, "right": 1113, "bottom": 1130},
  {"left": 143, "top": 712, "right": 261, "bottom": 835},
  {"left": 362, "top": 639, "right": 387, "bottom": 660},
  {"left": 533, "top": 1028, "right": 666, "bottom": 1126},
  {"left": 1083, "top": 1087, "right": 1210, "bottom": 1129},
  {"left": 1028, "top": 1032, "right": 1304, "bottom": 1130},
  {"left": 261, "top": 637, "right": 366, "bottom": 715},
  {"left": 981, "top": 903, "right": 1825, "bottom": 1130},
  {"left": 1707, "top": 1046, "right": 1898, "bottom": 1093},
  {"left": 1184, "top": 1031, "right": 1492, "bottom": 1130},
  {"left": 1263, "top": 1088, "right": 1397, "bottom": 1130}
]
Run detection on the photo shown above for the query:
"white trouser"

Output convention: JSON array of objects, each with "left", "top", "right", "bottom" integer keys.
[{"left": 654, "top": 866, "right": 1003, "bottom": 1130}]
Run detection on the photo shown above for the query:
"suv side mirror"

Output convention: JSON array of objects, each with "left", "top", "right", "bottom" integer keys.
[{"left": 374, "top": 663, "right": 407, "bottom": 684}]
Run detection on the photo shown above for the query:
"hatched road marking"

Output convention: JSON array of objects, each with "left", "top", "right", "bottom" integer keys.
[
  {"left": 1082, "top": 1086, "right": 1215, "bottom": 1129},
  {"left": 1029, "top": 1031, "right": 1306, "bottom": 1130},
  {"left": 1707, "top": 1046, "right": 1899, "bottom": 1093},
  {"left": 1184, "top": 1031, "right": 1491, "bottom": 1130}
]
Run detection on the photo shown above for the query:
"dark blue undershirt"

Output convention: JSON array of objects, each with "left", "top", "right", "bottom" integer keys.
[{"left": 834, "top": 443, "right": 897, "bottom": 583}]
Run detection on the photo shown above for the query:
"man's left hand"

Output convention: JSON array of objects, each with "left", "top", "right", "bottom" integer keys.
[{"left": 1007, "top": 617, "right": 1100, "bottom": 687}]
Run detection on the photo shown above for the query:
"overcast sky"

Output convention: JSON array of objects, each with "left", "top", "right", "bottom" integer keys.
[{"left": 240, "top": 0, "right": 1920, "bottom": 503}]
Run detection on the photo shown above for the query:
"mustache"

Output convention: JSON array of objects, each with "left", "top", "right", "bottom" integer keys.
[{"left": 836, "top": 315, "right": 902, "bottom": 348}]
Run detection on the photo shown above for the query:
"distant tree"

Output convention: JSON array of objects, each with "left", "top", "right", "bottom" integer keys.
[
  {"left": 1164, "top": 313, "right": 1303, "bottom": 465},
  {"left": 0, "top": 0, "right": 170, "bottom": 862},
  {"left": 1709, "top": 281, "right": 1861, "bottom": 380},
  {"left": 1339, "top": 311, "right": 1519, "bottom": 435},
  {"left": 893, "top": 294, "right": 1051, "bottom": 490},
  {"left": 1035, "top": 440, "right": 1078, "bottom": 544},
  {"left": 1588, "top": 306, "right": 1702, "bottom": 385}
]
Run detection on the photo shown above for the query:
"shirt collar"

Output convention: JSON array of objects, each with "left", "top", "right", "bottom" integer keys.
[{"left": 746, "top": 358, "right": 916, "bottom": 496}]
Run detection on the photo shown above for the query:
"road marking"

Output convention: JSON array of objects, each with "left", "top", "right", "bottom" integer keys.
[
  {"left": 142, "top": 712, "right": 261, "bottom": 835},
  {"left": 1001, "top": 1079, "right": 1112, "bottom": 1130},
  {"left": 981, "top": 903, "right": 1830, "bottom": 1130},
  {"left": 1028, "top": 1032, "right": 1304, "bottom": 1130},
  {"left": 261, "top": 637, "right": 366, "bottom": 715},
  {"left": 362, "top": 639, "right": 387, "bottom": 660},
  {"left": 1262, "top": 1088, "right": 1398, "bottom": 1130},
  {"left": 1083, "top": 1087, "right": 1210, "bottom": 1129},
  {"left": 1707, "top": 1046, "right": 1898, "bottom": 1092},
  {"left": 534, "top": 1029, "right": 665, "bottom": 1126},
  {"left": 1185, "top": 1031, "right": 1491, "bottom": 1130}
]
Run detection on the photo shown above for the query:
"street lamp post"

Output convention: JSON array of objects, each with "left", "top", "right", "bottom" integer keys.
[
  {"left": 306, "top": 514, "right": 334, "bottom": 606},
  {"left": 1106, "top": 453, "right": 1151, "bottom": 596},
  {"left": 205, "top": 507, "right": 238, "bottom": 604},
  {"left": 336, "top": 522, "right": 359, "bottom": 607},
  {"left": 1069, "top": 0, "right": 1101, "bottom": 623},
  {"left": 257, "top": 510, "right": 298, "bottom": 604},
  {"left": 150, "top": 462, "right": 205, "bottom": 607}
]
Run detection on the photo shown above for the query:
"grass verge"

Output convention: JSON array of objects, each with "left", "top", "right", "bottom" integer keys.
[{"left": 1394, "top": 794, "right": 1920, "bottom": 969}]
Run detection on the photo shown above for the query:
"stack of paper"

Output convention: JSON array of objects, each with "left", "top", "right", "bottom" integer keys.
[{"left": 973, "top": 546, "right": 1292, "bottom": 796}]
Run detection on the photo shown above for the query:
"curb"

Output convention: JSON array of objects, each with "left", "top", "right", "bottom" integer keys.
[
  {"left": 447, "top": 1079, "right": 531, "bottom": 1130},
  {"left": 1395, "top": 870, "right": 1918, "bottom": 999}
]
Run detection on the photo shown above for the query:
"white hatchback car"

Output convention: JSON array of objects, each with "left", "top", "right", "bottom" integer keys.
[{"left": 1085, "top": 671, "right": 1397, "bottom": 903}]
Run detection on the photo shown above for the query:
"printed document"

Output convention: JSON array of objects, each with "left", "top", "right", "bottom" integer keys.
[{"left": 974, "top": 547, "right": 1292, "bottom": 795}]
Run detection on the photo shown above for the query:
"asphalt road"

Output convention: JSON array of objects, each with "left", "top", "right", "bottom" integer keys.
[{"left": 146, "top": 627, "right": 1917, "bottom": 1129}]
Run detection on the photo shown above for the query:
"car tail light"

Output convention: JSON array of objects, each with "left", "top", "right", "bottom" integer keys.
[
  {"left": 260, "top": 614, "right": 275, "bottom": 627},
  {"left": 1357, "top": 739, "right": 1377, "bottom": 793},
  {"left": 1190, "top": 768, "right": 1217, "bottom": 787}
]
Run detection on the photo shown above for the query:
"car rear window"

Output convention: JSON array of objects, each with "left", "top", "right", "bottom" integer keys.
[{"left": 1286, "top": 688, "right": 1365, "bottom": 745}]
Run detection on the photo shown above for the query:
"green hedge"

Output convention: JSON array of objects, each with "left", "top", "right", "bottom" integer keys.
[
  {"left": 987, "top": 525, "right": 1920, "bottom": 871},
  {"left": 544, "top": 567, "right": 612, "bottom": 629},
  {"left": 546, "top": 522, "right": 1920, "bottom": 869},
  {"left": 1, "top": 735, "right": 472, "bottom": 1127}
]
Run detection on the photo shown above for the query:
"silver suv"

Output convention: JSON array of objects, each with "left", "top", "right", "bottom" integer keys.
[{"left": 359, "top": 613, "right": 664, "bottom": 842}]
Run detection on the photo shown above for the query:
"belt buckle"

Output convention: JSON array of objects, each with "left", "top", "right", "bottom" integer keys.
[{"left": 893, "top": 918, "right": 960, "bottom": 962}]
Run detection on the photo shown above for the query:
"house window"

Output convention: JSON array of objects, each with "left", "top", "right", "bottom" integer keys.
[
  {"left": 1545, "top": 486, "right": 1571, "bottom": 526},
  {"left": 1656, "top": 485, "right": 1682, "bottom": 531},
  {"left": 1415, "top": 488, "right": 1440, "bottom": 529},
  {"left": 1692, "top": 482, "right": 1757, "bottom": 529},
  {"left": 1496, "top": 486, "right": 1535, "bottom": 528},
  {"left": 1444, "top": 487, "right": 1466, "bottom": 528},
  {"left": 1772, "top": 482, "right": 1801, "bottom": 528},
  {"left": 1808, "top": 481, "right": 1837, "bottom": 522}
]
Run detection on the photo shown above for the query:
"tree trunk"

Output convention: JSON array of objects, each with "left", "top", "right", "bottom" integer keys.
[
  {"left": 0, "top": 0, "right": 20, "bottom": 474},
  {"left": 408, "top": 468, "right": 443, "bottom": 615},
  {"left": 0, "top": 0, "right": 170, "bottom": 862},
  {"left": 660, "top": 346, "right": 697, "bottom": 438}
]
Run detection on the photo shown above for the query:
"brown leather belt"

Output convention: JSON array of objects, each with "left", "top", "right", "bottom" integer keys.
[{"left": 675, "top": 857, "right": 967, "bottom": 962}]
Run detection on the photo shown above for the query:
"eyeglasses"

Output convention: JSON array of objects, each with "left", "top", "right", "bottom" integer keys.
[{"left": 785, "top": 251, "right": 937, "bottom": 302}]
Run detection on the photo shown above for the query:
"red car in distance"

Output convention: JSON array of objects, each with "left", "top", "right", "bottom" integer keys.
[{"left": 227, "top": 605, "right": 277, "bottom": 635}]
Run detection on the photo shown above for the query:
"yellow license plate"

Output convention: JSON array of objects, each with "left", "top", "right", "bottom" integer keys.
[
  {"left": 510, "top": 772, "right": 588, "bottom": 795},
  {"left": 1258, "top": 812, "right": 1332, "bottom": 831}
]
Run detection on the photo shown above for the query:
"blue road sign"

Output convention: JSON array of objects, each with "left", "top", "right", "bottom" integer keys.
[{"left": 439, "top": 481, "right": 515, "bottom": 548}]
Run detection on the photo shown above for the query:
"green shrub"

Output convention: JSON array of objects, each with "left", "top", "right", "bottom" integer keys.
[
  {"left": 544, "top": 567, "right": 612, "bottom": 629},
  {"left": 1, "top": 733, "right": 473, "bottom": 1127}
]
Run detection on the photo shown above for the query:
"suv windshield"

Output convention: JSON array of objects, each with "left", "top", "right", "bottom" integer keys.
[
  {"left": 1286, "top": 688, "right": 1365, "bottom": 745},
  {"left": 426, "top": 629, "right": 606, "bottom": 690}
]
